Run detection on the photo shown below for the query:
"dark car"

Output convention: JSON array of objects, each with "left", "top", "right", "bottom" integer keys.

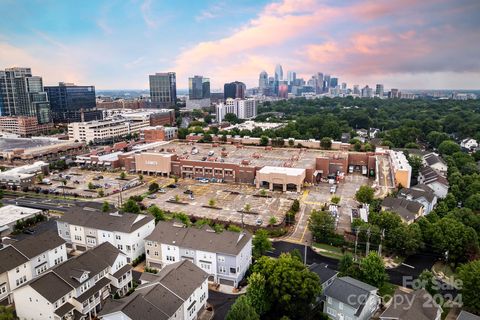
[
  {"left": 184, "top": 190, "right": 193, "bottom": 195},
  {"left": 167, "top": 184, "right": 178, "bottom": 188},
  {"left": 23, "top": 228, "right": 35, "bottom": 235}
]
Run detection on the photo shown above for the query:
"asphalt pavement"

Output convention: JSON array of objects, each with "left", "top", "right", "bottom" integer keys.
[{"left": 208, "top": 290, "right": 238, "bottom": 320}]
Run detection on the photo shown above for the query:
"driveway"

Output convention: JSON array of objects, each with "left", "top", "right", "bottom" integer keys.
[{"left": 208, "top": 290, "right": 239, "bottom": 320}]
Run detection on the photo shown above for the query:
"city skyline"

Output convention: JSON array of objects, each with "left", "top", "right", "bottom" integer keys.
[{"left": 1, "top": 0, "right": 479, "bottom": 90}]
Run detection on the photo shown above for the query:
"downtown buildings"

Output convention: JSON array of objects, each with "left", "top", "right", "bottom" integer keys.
[
  {"left": 149, "top": 72, "right": 177, "bottom": 108},
  {"left": 223, "top": 81, "right": 246, "bottom": 100},
  {"left": 215, "top": 98, "right": 257, "bottom": 122},
  {"left": 186, "top": 75, "right": 211, "bottom": 110},
  {"left": 0, "top": 67, "right": 51, "bottom": 124},
  {"left": 45, "top": 82, "right": 101, "bottom": 123}
]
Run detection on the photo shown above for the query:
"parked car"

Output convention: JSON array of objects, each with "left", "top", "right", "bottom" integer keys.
[
  {"left": 157, "top": 188, "right": 166, "bottom": 193},
  {"left": 330, "top": 185, "right": 337, "bottom": 193},
  {"left": 23, "top": 228, "right": 35, "bottom": 235},
  {"left": 199, "top": 179, "right": 209, "bottom": 183},
  {"left": 255, "top": 218, "right": 263, "bottom": 226},
  {"left": 167, "top": 184, "right": 178, "bottom": 188},
  {"left": 184, "top": 190, "right": 193, "bottom": 195},
  {"left": 147, "top": 194, "right": 157, "bottom": 199}
]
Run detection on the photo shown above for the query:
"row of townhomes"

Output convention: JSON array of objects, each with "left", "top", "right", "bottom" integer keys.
[
  {"left": 0, "top": 230, "right": 67, "bottom": 305},
  {"left": 145, "top": 220, "right": 253, "bottom": 288},
  {"left": 56, "top": 209, "right": 155, "bottom": 262},
  {"left": 0, "top": 202, "right": 253, "bottom": 320}
]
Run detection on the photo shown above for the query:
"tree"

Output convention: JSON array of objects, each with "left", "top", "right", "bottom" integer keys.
[
  {"left": 465, "top": 193, "right": 480, "bottom": 212},
  {"left": 252, "top": 253, "right": 321, "bottom": 319},
  {"left": 355, "top": 185, "right": 375, "bottom": 204},
  {"left": 149, "top": 182, "right": 160, "bottom": 193},
  {"left": 417, "top": 270, "right": 439, "bottom": 296},
  {"left": 0, "top": 306, "right": 15, "bottom": 320},
  {"left": 122, "top": 199, "right": 140, "bottom": 214},
  {"left": 98, "top": 189, "right": 105, "bottom": 197},
  {"left": 259, "top": 135, "right": 269, "bottom": 146},
  {"left": 338, "top": 253, "right": 355, "bottom": 276},
  {"left": 148, "top": 205, "right": 166, "bottom": 223},
  {"left": 309, "top": 210, "right": 335, "bottom": 243},
  {"left": 331, "top": 196, "right": 341, "bottom": 204},
  {"left": 138, "top": 174, "right": 144, "bottom": 181},
  {"left": 288, "top": 139, "right": 295, "bottom": 147},
  {"left": 178, "top": 128, "right": 189, "bottom": 139},
  {"left": 407, "top": 154, "right": 422, "bottom": 180},
  {"left": 359, "top": 252, "right": 388, "bottom": 288},
  {"left": 120, "top": 171, "right": 127, "bottom": 179},
  {"left": 438, "top": 140, "right": 461, "bottom": 156},
  {"left": 244, "top": 203, "right": 251, "bottom": 213},
  {"left": 268, "top": 216, "right": 277, "bottom": 226},
  {"left": 354, "top": 141, "right": 362, "bottom": 152},
  {"left": 226, "top": 295, "right": 259, "bottom": 320},
  {"left": 224, "top": 113, "right": 239, "bottom": 124},
  {"left": 88, "top": 182, "right": 95, "bottom": 190},
  {"left": 320, "top": 137, "right": 332, "bottom": 149},
  {"left": 102, "top": 201, "right": 110, "bottom": 212},
  {"left": 458, "top": 259, "right": 480, "bottom": 314},
  {"left": 204, "top": 114, "right": 213, "bottom": 124},
  {"left": 201, "top": 133, "right": 213, "bottom": 143},
  {"left": 252, "top": 229, "right": 272, "bottom": 259},
  {"left": 227, "top": 225, "right": 241, "bottom": 232},
  {"left": 208, "top": 198, "right": 216, "bottom": 207},
  {"left": 246, "top": 272, "right": 270, "bottom": 316},
  {"left": 386, "top": 223, "right": 423, "bottom": 255}
]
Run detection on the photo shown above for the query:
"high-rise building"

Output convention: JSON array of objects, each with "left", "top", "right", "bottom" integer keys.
[
  {"left": 375, "top": 84, "right": 384, "bottom": 97},
  {"left": 45, "top": 82, "right": 100, "bottom": 123},
  {"left": 323, "top": 74, "right": 331, "bottom": 92},
  {"left": 287, "top": 71, "right": 296, "bottom": 85},
  {"left": 258, "top": 71, "right": 269, "bottom": 95},
  {"left": 353, "top": 85, "right": 360, "bottom": 95},
  {"left": 215, "top": 98, "right": 256, "bottom": 123},
  {"left": 188, "top": 75, "right": 210, "bottom": 100},
  {"left": 313, "top": 72, "right": 324, "bottom": 94},
  {"left": 361, "top": 85, "right": 373, "bottom": 98},
  {"left": 330, "top": 77, "right": 338, "bottom": 88},
  {"left": 224, "top": 81, "right": 246, "bottom": 100},
  {"left": 0, "top": 67, "right": 51, "bottom": 124},
  {"left": 389, "top": 89, "right": 400, "bottom": 98},
  {"left": 278, "top": 84, "right": 288, "bottom": 98},
  {"left": 274, "top": 64, "right": 283, "bottom": 81},
  {"left": 149, "top": 72, "right": 177, "bottom": 108}
]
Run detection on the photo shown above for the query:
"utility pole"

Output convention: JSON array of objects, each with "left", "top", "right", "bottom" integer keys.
[
  {"left": 304, "top": 241, "right": 308, "bottom": 266},
  {"left": 378, "top": 229, "right": 385, "bottom": 256},
  {"left": 354, "top": 228, "right": 360, "bottom": 261},
  {"left": 241, "top": 211, "right": 244, "bottom": 229},
  {"left": 366, "top": 228, "right": 371, "bottom": 256}
]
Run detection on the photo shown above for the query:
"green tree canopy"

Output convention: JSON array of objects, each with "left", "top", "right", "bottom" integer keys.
[
  {"left": 438, "top": 140, "right": 461, "bottom": 156},
  {"left": 252, "top": 229, "right": 272, "bottom": 259},
  {"left": 309, "top": 210, "right": 336, "bottom": 243},
  {"left": 226, "top": 295, "right": 259, "bottom": 320},
  {"left": 359, "top": 252, "right": 389, "bottom": 288},
  {"left": 122, "top": 199, "right": 140, "bottom": 214},
  {"left": 458, "top": 259, "right": 480, "bottom": 314},
  {"left": 355, "top": 185, "right": 375, "bottom": 204}
]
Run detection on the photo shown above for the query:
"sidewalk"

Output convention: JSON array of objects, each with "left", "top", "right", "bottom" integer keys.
[{"left": 209, "top": 283, "right": 247, "bottom": 295}]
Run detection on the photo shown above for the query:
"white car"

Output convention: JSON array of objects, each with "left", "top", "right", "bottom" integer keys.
[
  {"left": 199, "top": 179, "right": 209, "bottom": 183},
  {"left": 255, "top": 218, "right": 263, "bottom": 226}
]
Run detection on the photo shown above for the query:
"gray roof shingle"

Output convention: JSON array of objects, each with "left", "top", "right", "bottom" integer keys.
[
  {"left": 381, "top": 197, "right": 423, "bottom": 222},
  {"left": 146, "top": 220, "right": 252, "bottom": 256},
  {"left": 0, "top": 246, "right": 28, "bottom": 273},
  {"left": 59, "top": 209, "right": 154, "bottom": 234},
  {"left": 457, "top": 310, "right": 480, "bottom": 320},
  {"left": 398, "top": 184, "right": 436, "bottom": 203},
  {"left": 380, "top": 288, "right": 441, "bottom": 320},
  {"left": 11, "top": 230, "right": 65, "bottom": 259},
  {"left": 309, "top": 263, "right": 338, "bottom": 285},
  {"left": 30, "top": 272, "right": 73, "bottom": 303},
  {"left": 324, "top": 276, "right": 377, "bottom": 311}
]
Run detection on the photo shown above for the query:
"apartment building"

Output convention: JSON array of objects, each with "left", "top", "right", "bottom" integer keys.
[
  {"left": 215, "top": 98, "right": 257, "bottom": 122},
  {"left": 140, "top": 125, "right": 178, "bottom": 142},
  {"left": 0, "top": 116, "right": 53, "bottom": 137},
  {"left": 0, "top": 230, "right": 67, "bottom": 304},
  {"left": 145, "top": 220, "right": 252, "bottom": 287},
  {"left": 68, "top": 117, "right": 150, "bottom": 143},
  {"left": 57, "top": 209, "right": 155, "bottom": 262},
  {"left": 13, "top": 242, "right": 132, "bottom": 320},
  {"left": 100, "top": 260, "right": 208, "bottom": 320},
  {"left": 387, "top": 150, "right": 412, "bottom": 188},
  {"left": 0, "top": 161, "right": 49, "bottom": 188}
]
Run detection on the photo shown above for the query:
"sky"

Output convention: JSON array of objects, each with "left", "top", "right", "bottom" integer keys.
[{"left": 1, "top": 0, "right": 479, "bottom": 90}]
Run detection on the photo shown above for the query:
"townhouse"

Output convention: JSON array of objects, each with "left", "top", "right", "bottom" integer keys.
[
  {"left": 418, "top": 167, "right": 449, "bottom": 199},
  {"left": 13, "top": 242, "right": 132, "bottom": 320},
  {"left": 145, "top": 221, "right": 252, "bottom": 288},
  {"left": 100, "top": 260, "right": 209, "bottom": 320},
  {"left": 397, "top": 184, "right": 437, "bottom": 215},
  {"left": 422, "top": 153, "right": 448, "bottom": 175},
  {"left": 380, "top": 288, "right": 442, "bottom": 320},
  {"left": 57, "top": 209, "right": 155, "bottom": 262},
  {"left": 381, "top": 197, "right": 424, "bottom": 224},
  {"left": 323, "top": 276, "right": 380, "bottom": 320},
  {"left": 0, "top": 230, "right": 67, "bottom": 304}
]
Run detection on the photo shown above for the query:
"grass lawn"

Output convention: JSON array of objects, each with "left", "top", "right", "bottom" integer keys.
[{"left": 313, "top": 243, "right": 344, "bottom": 260}]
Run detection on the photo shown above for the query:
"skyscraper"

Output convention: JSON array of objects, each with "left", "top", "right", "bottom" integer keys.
[
  {"left": 323, "top": 74, "right": 331, "bottom": 92},
  {"left": 45, "top": 82, "right": 99, "bottom": 123},
  {"left": 353, "top": 85, "right": 360, "bottom": 95},
  {"left": 0, "top": 67, "right": 51, "bottom": 124},
  {"left": 149, "top": 72, "right": 177, "bottom": 108},
  {"left": 188, "top": 75, "right": 210, "bottom": 100},
  {"left": 330, "top": 77, "right": 338, "bottom": 88},
  {"left": 274, "top": 64, "right": 283, "bottom": 81},
  {"left": 287, "top": 71, "right": 296, "bottom": 85},
  {"left": 258, "top": 71, "right": 269, "bottom": 95},
  {"left": 375, "top": 84, "right": 384, "bottom": 97},
  {"left": 224, "top": 81, "right": 246, "bottom": 100},
  {"left": 314, "top": 72, "right": 324, "bottom": 94}
]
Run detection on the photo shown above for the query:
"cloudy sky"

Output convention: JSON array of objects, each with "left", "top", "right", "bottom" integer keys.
[{"left": 1, "top": 0, "right": 479, "bottom": 90}]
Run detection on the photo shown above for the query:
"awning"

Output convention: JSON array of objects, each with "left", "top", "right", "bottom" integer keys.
[{"left": 313, "top": 170, "right": 323, "bottom": 177}]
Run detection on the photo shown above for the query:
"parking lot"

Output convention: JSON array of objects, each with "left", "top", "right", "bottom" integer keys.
[
  {"left": 36, "top": 168, "right": 141, "bottom": 198},
  {"left": 143, "top": 179, "right": 297, "bottom": 227}
]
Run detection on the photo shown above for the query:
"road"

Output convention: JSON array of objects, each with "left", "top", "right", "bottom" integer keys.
[
  {"left": 271, "top": 241, "right": 457, "bottom": 297},
  {"left": 208, "top": 290, "right": 238, "bottom": 320}
]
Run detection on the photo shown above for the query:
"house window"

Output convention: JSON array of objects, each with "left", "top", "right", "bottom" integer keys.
[
  {"left": 230, "top": 267, "right": 236, "bottom": 274},
  {"left": 116, "top": 235, "right": 121, "bottom": 240},
  {"left": 219, "top": 266, "right": 226, "bottom": 273},
  {"left": 326, "top": 307, "right": 337, "bottom": 317},
  {"left": 218, "top": 256, "right": 225, "bottom": 262}
]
